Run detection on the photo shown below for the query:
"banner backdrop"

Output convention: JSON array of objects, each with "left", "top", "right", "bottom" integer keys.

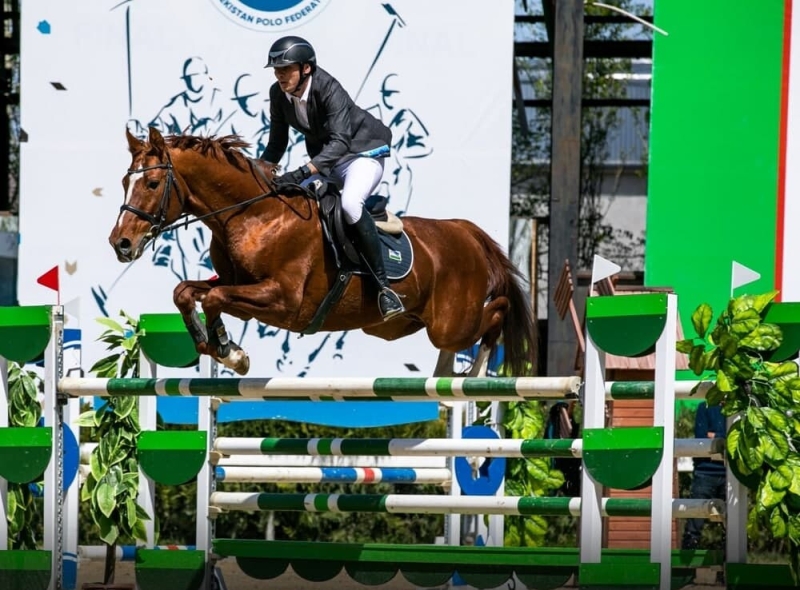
[{"left": 18, "top": 1, "right": 514, "bottom": 387}]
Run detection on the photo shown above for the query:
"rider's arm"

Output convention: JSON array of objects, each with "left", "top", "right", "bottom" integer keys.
[
  {"left": 308, "top": 74, "right": 352, "bottom": 176},
  {"left": 260, "top": 84, "right": 290, "bottom": 164}
]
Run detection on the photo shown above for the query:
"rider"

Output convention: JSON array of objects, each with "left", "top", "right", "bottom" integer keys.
[{"left": 259, "top": 36, "right": 405, "bottom": 321}]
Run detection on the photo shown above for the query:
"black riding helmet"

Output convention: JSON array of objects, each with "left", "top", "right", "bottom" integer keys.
[{"left": 264, "top": 36, "right": 316, "bottom": 70}]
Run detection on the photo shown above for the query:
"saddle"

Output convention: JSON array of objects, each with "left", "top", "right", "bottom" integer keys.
[
  {"left": 301, "top": 180, "right": 413, "bottom": 334},
  {"left": 314, "top": 180, "right": 404, "bottom": 273}
]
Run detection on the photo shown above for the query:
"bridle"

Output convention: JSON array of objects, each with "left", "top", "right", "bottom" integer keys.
[
  {"left": 121, "top": 159, "right": 185, "bottom": 241},
  {"left": 121, "top": 154, "right": 312, "bottom": 245}
]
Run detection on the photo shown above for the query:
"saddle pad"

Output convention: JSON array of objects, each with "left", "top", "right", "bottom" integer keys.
[{"left": 380, "top": 230, "right": 413, "bottom": 281}]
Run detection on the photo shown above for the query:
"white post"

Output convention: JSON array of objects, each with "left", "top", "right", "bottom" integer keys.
[
  {"left": 195, "top": 355, "right": 215, "bottom": 590},
  {"left": 484, "top": 401, "right": 505, "bottom": 547},
  {"left": 650, "top": 294, "right": 677, "bottom": 590},
  {"left": 43, "top": 306, "right": 64, "bottom": 590},
  {"left": 445, "top": 403, "right": 463, "bottom": 546},
  {"left": 63, "top": 398, "right": 81, "bottom": 590},
  {"left": 579, "top": 318, "right": 606, "bottom": 564},
  {"left": 0, "top": 355, "right": 8, "bottom": 549},
  {"left": 726, "top": 414, "right": 748, "bottom": 564},
  {"left": 137, "top": 353, "right": 158, "bottom": 548}
]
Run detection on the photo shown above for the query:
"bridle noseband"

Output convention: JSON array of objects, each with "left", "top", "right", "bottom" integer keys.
[{"left": 121, "top": 161, "right": 185, "bottom": 240}]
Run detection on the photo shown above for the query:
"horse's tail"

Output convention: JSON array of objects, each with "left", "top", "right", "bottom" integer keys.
[{"left": 470, "top": 226, "right": 538, "bottom": 377}]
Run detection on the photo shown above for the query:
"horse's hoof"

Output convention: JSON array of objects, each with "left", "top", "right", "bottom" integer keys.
[{"left": 222, "top": 348, "right": 250, "bottom": 376}]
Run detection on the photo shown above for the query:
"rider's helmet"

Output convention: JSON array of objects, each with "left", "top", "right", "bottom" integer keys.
[{"left": 264, "top": 36, "right": 316, "bottom": 70}]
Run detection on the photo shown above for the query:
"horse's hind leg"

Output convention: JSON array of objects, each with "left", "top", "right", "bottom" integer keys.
[
  {"left": 467, "top": 344, "right": 492, "bottom": 377},
  {"left": 433, "top": 350, "right": 455, "bottom": 377}
]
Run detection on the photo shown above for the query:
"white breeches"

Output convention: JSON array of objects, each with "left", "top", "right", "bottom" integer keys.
[{"left": 307, "top": 157, "right": 386, "bottom": 224}]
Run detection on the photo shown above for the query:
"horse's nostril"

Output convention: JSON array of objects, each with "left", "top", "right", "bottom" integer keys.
[{"left": 117, "top": 238, "right": 132, "bottom": 254}]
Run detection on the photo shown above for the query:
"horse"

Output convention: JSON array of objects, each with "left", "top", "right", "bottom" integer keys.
[{"left": 109, "top": 126, "right": 537, "bottom": 377}]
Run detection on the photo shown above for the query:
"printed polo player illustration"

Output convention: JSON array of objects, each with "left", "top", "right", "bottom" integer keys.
[{"left": 96, "top": 2, "right": 436, "bottom": 375}]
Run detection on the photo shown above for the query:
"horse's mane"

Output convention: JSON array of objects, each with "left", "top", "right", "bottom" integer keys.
[{"left": 166, "top": 134, "right": 252, "bottom": 169}]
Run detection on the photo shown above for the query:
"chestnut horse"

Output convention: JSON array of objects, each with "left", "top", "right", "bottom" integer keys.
[{"left": 110, "top": 127, "right": 536, "bottom": 377}]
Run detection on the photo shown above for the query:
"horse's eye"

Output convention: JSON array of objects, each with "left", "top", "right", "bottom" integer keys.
[{"left": 147, "top": 180, "right": 160, "bottom": 190}]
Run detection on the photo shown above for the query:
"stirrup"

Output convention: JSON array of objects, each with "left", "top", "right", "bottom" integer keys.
[{"left": 378, "top": 288, "right": 405, "bottom": 320}]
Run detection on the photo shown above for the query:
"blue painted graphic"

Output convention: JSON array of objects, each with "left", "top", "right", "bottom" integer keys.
[
  {"left": 454, "top": 426, "right": 506, "bottom": 496},
  {"left": 239, "top": 0, "right": 305, "bottom": 10},
  {"left": 36, "top": 20, "right": 51, "bottom": 34}
]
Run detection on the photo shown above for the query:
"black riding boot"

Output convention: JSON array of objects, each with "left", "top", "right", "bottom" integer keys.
[{"left": 350, "top": 211, "right": 405, "bottom": 320}]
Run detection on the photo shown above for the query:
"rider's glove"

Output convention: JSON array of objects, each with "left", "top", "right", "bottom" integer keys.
[{"left": 275, "top": 164, "right": 311, "bottom": 187}]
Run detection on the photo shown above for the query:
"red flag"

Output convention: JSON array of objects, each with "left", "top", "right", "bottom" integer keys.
[{"left": 37, "top": 265, "right": 60, "bottom": 292}]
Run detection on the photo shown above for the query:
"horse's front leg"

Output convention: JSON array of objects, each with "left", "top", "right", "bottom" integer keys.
[
  {"left": 173, "top": 279, "right": 216, "bottom": 357},
  {"left": 200, "top": 281, "right": 293, "bottom": 376}
]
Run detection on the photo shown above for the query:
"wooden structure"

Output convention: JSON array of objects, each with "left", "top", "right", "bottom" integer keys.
[{"left": 553, "top": 260, "right": 689, "bottom": 549}]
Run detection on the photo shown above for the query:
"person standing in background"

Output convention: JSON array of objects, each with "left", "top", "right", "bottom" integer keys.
[{"left": 681, "top": 401, "right": 727, "bottom": 550}]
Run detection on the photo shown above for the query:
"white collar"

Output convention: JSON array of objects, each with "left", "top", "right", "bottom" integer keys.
[{"left": 285, "top": 74, "right": 312, "bottom": 103}]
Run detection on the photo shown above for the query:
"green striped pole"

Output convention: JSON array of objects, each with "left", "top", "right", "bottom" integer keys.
[
  {"left": 60, "top": 376, "right": 715, "bottom": 401},
  {"left": 213, "top": 436, "right": 722, "bottom": 459},
  {"left": 605, "top": 380, "right": 711, "bottom": 400},
  {"left": 208, "top": 493, "right": 724, "bottom": 519},
  {"left": 214, "top": 437, "right": 582, "bottom": 458},
  {"left": 58, "top": 376, "right": 582, "bottom": 401}
]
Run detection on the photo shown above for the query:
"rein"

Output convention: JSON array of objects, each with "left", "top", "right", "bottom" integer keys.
[{"left": 123, "top": 156, "right": 314, "bottom": 239}]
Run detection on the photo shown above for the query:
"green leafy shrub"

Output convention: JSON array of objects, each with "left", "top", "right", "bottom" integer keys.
[
  {"left": 678, "top": 291, "right": 800, "bottom": 577},
  {"left": 5, "top": 363, "right": 43, "bottom": 549},
  {"left": 77, "top": 311, "right": 150, "bottom": 584}
]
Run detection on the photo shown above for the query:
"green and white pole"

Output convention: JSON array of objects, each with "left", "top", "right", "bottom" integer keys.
[
  {"left": 57, "top": 375, "right": 583, "bottom": 401},
  {"left": 208, "top": 493, "right": 723, "bottom": 519}
]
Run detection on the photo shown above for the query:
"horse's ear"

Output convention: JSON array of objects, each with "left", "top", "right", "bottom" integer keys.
[
  {"left": 126, "top": 127, "right": 144, "bottom": 154},
  {"left": 148, "top": 126, "right": 167, "bottom": 156}
]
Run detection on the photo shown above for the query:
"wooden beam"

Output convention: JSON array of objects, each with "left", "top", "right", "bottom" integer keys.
[
  {"left": 516, "top": 14, "right": 654, "bottom": 25},
  {"left": 515, "top": 40, "right": 651, "bottom": 59},
  {"left": 546, "top": 0, "right": 583, "bottom": 378},
  {"left": 522, "top": 98, "right": 651, "bottom": 108}
]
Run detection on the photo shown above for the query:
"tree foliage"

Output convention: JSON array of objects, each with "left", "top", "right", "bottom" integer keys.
[{"left": 511, "top": 1, "right": 649, "bottom": 286}]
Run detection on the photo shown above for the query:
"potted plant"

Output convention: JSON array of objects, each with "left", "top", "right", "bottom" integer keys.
[
  {"left": 678, "top": 291, "right": 800, "bottom": 581},
  {"left": 78, "top": 311, "right": 150, "bottom": 589}
]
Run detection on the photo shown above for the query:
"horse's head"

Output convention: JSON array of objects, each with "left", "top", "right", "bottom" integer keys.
[{"left": 109, "top": 126, "right": 187, "bottom": 262}]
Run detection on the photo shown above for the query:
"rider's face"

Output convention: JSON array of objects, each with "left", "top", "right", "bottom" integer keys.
[{"left": 274, "top": 64, "right": 309, "bottom": 95}]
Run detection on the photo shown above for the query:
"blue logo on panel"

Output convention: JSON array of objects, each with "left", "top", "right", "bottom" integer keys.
[{"left": 211, "top": 0, "right": 329, "bottom": 31}]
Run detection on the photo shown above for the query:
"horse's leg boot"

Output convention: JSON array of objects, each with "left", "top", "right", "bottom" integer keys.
[{"left": 350, "top": 211, "right": 405, "bottom": 321}]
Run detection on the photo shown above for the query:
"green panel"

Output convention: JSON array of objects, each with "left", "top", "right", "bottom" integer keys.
[
  {"left": 215, "top": 540, "right": 724, "bottom": 588},
  {"left": 134, "top": 550, "right": 205, "bottom": 590},
  {"left": 280, "top": 559, "right": 342, "bottom": 583},
  {"left": 457, "top": 570, "right": 514, "bottom": 589},
  {"left": 579, "top": 562, "right": 659, "bottom": 589},
  {"left": 0, "top": 306, "right": 51, "bottom": 364},
  {"left": 0, "top": 550, "right": 52, "bottom": 590},
  {"left": 582, "top": 427, "right": 663, "bottom": 490},
  {"left": 586, "top": 295, "right": 667, "bottom": 357},
  {"left": 344, "top": 563, "right": 398, "bottom": 586},
  {"left": 764, "top": 302, "right": 800, "bottom": 361},
  {"left": 137, "top": 431, "right": 206, "bottom": 485},
  {"left": 140, "top": 313, "right": 201, "bottom": 368},
  {"left": 515, "top": 571, "right": 575, "bottom": 590},
  {"left": 726, "top": 563, "right": 796, "bottom": 589},
  {"left": 646, "top": 1, "right": 785, "bottom": 337},
  {"left": 670, "top": 569, "right": 695, "bottom": 590},
  {"left": 401, "top": 568, "right": 454, "bottom": 588},
  {"left": 236, "top": 558, "right": 288, "bottom": 580},
  {"left": 0, "top": 427, "right": 52, "bottom": 483}
]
